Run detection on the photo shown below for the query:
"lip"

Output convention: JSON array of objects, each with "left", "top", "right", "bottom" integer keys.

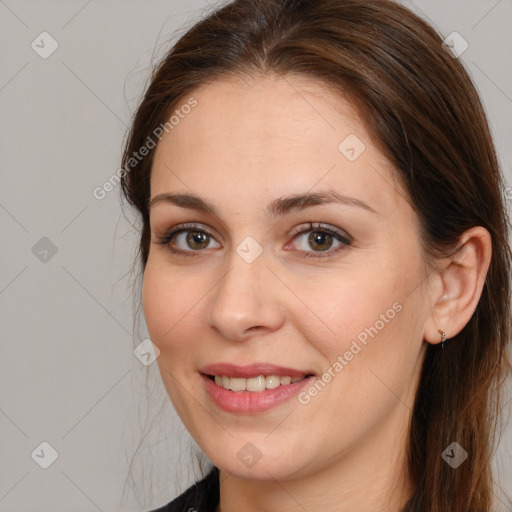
[
  {"left": 200, "top": 362, "right": 316, "bottom": 414},
  {"left": 200, "top": 362, "right": 315, "bottom": 379}
]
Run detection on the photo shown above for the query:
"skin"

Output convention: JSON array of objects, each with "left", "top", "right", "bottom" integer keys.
[{"left": 142, "top": 73, "right": 492, "bottom": 512}]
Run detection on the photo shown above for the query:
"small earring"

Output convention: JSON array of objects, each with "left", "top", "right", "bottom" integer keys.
[{"left": 438, "top": 329, "right": 447, "bottom": 348}]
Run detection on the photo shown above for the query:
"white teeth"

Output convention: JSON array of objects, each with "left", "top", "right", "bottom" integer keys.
[
  {"left": 230, "top": 377, "right": 246, "bottom": 391},
  {"left": 247, "top": 375, "right": 266, "bottom": 392},
  {"left": 265, "top": 375, "right": 280, "bottom": 389},
  {"left": 212, "top": 374, "right": 305, "bottom": 391}
]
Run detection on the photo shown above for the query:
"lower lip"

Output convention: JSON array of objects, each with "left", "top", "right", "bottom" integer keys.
[{"left": 202, "top": 374, "right": 315, "bottom": 413}]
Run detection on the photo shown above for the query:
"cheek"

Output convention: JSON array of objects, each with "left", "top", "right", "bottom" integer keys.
[
  {"left": 293, "top": 267, "right": 405, "bottom": 359},
  {"left": 142, "top": 261, "right": 204, "bottom": 356},
  {"left": 141, "top": 262, "right": 208, "bottom": 419},
  {"left": 293, "top": 250, "right": 425, "bottom": 395}
]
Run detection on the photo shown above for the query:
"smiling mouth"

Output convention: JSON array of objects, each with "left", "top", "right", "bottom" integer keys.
[{"left": 206, "top": 374, "right": 314, "bottom": 392}]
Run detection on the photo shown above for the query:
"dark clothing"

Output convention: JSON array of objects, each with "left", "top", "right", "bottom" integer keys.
[{"left": 149, "top": 467, "right": 219, "bottom": 512}]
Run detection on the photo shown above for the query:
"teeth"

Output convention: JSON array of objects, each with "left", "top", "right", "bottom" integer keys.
[
  {"left": 265, "top": 375, "right": 280, "bottom": 389},
  {"left": 213, "top": 374, "right": 304, "bottom": 391},
  {"left": 247, "top": 375, "right": 265, "bottom": 392},
  {"left": 230, "top": 377, "right": 246, "bottom": 391}
]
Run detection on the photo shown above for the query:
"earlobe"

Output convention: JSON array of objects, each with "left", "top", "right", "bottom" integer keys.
[{"left": 423, "top": 226, "right": 492, "bottom": 346}]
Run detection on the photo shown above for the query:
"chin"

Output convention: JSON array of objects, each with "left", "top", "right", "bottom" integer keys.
[{"left": 205, "top": 439, "right": 312, "bottom": 482}]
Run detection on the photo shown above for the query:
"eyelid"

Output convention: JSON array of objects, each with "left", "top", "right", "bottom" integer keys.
[
  {"left": 288, "top": 221, "right": 352, "bottom": 242},
  {"left": 155, "top": 222, "right": 218, "bottom": 244}
]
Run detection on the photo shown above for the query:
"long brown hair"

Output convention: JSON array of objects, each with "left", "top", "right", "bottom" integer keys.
[{"left": 119, "top": 1, "right": 512, "bottom": 510}]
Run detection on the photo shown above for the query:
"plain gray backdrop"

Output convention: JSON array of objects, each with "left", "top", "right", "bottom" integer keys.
[{"left": 1, "top": 0, "right": 511, "bottom": 510}]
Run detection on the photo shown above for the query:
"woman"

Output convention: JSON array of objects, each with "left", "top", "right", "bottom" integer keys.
[{"left": 119, "top": 0, "right": 512, "bottom": 510}]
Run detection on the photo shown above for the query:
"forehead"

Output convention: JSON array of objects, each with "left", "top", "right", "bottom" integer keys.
[
  {"left": 150, "top": 73, "right": 402, "bottom": 214},
  {"left": 162, "top": 73, "right": 363, "bottom": 150}
]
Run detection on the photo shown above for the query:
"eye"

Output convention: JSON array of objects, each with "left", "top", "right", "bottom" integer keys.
[
  {"left": 154, "top": 221, "right": 352, "bottom": 260},
  {"left": 285, "top": 222, "right": 352, "bottom": 259},
  {"left": 155, "top": 223, "right": 221, "bottom": 257}
]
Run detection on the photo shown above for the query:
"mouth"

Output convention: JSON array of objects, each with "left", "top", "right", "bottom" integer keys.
[
  {"left": 205, "top": 373, "right": 314, "bottom": 392},
  {"left": 199, "top": 362, "right": 316, "bottom": 413}
]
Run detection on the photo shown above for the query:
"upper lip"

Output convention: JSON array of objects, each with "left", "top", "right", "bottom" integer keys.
[{"left": 200, "top": 362, "right": 315, "bottom": 378}]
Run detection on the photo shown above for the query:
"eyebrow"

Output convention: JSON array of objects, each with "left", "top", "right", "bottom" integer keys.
[{"left": 148, "top": 189, "right": 377, "bottom": 217}]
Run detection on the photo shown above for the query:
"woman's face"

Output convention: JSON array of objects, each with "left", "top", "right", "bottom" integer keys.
[{"left": 143, "top": 74, "right": 432, "bottom": 482}]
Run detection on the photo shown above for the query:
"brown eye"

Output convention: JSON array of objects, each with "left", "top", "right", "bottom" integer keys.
[
  {"left": 287, "top": 222, "right": 352, "bottom": 259},
  {"left": 186, "top": 231, "right": 210, "bottom": 250},
  {"left": 156, "top": 223, "right": 222, "bottom": 257},
  {"left": 308, "top": 231, "right": 334, "bottom": 251}
]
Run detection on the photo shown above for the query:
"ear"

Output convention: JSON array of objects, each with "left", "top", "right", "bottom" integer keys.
[{"left": 423, "top": 226, "right": 492, "bottom": 345}]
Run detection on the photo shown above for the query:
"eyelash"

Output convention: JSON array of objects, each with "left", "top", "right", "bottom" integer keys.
[{"left": 155, "top": 222, "right": 352, "bottom": 260}]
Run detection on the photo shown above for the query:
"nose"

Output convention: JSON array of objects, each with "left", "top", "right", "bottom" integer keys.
[{"left": 206, "top": 247, "right": 286, "bottom": 342}]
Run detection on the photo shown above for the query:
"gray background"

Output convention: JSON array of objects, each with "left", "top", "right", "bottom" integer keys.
[{"left": 0, "top": 0, "right": 511, "bottom": 510}]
